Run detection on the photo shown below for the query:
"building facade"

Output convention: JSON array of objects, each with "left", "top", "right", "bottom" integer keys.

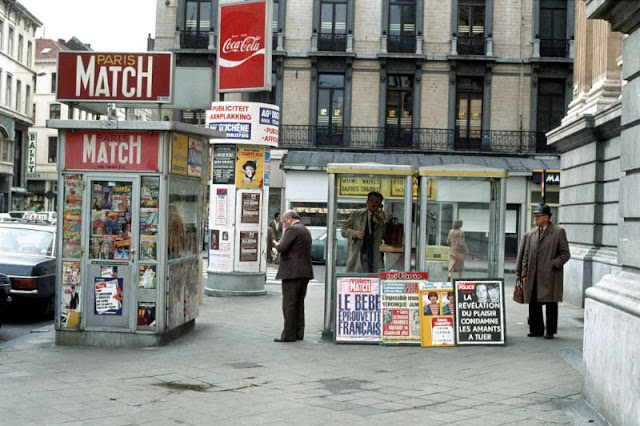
[
  {"left": 547, "top": 0, "right": 640, "bottom": 423},
  {"left": 153, "top": 0, "right": 575, "bottom": 255},
  {"left": 0, "top": 0, "right": 41, "bottom": 212}
]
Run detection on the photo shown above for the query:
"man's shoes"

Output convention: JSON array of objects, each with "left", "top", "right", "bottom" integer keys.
[
  {"left": 544, "top": 334, "right": 554, "bottom": 339},
  {"left": 296, "top": 336, "right": 304, "bottom": 341},
  {"left": 527, "top": 333, "right": 543, "bottom": 337},
  {"left": 273, "top": 338, "right": 295, "bottom": 343}
]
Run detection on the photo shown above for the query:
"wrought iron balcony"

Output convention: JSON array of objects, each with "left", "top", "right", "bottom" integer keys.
[
  {"left": 317, "top": 33, "right": 347, "bottom": 52},
  {"left": 457, "top": 35, "right": 485, "bottom": 55},
  {"left": 279, "top": 125, "right": 553, "bottom": 155},
  {"left": 387, "top": 35, "right": 416, "bottom": 53},
  {"left": 540, "top": 38, "right": 569, "bottom": 57},
  {"left": 180, "top": 31, "right": 209, "bottom": 49}
]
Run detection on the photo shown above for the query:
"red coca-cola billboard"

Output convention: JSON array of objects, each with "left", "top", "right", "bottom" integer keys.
[
  {"left": 217, "top": 0, "right": 272, "bottom": 92},
  {"left": 56, "top": 52, "right": 173, "bottom": 103}
]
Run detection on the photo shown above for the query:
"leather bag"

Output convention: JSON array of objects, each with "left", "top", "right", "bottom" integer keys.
[{"left": 513, "top": 279, "right": 525, "bottom": 304}]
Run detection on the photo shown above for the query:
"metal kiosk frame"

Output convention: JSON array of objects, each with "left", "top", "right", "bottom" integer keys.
[
  {"left": 416, "top": 164, "right": 508, "bottom": 279},
  {"left": 323, "top": 163, "right": 415, "bottom": 340}
]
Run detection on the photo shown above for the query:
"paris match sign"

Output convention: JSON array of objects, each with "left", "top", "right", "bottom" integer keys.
[
  {"left": 217, "top": 0, "right": 272, "bottom": 92},
  {"left": 56, "top": 52, "right": 173, "bottom": 103}
]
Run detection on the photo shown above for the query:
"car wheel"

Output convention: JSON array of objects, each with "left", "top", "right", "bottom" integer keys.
[{"left": 39, "top": 296, "right": 55, "bottom": 320}]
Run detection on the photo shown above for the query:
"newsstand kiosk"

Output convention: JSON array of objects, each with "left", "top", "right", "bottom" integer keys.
[{"left": 51, "top": 120, "right": 222, "bottom": 347}]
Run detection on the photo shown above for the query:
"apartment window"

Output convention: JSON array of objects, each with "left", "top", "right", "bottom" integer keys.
[
  {"left": 455, "top": 77, "right": 483, "bottom": 149},
  {"left": 317, "top": 74, "right": 344, "bottom": 146},
  {"left": 26, "top": 41, "right": 32, "bottom": 67},
  {"left": 15, "top": 80, "right": 21, "bottom": 112},
  {"left": 184, "top": 0, "right": 211, "bottom": 49},
  {"left": 7, "top": 27, "right": 14, "bottom": 56},
  {"left": 48, "top": 137, "right": 57, "bottom": 163},
  {"left": 5, "top": 74, "right": 11, "bottom": 107},
  {"left": 0, "top": 140, "right": 9, "bottom": 162},
  {"left": 388, "top": 0, "right": 416, "bottom": 53},
  {"left": 50, "top": 72, "right": 57, "bottom": 93},
  {"left": 17, "top": 34, "right": 23, "bottom": 63},
  {"left": 272, "top": 0, "right": 280, "bottom": 47},
  {"left": 536, "top": 79, "right": 564, "bottom": 152},
  {"left": 539, "top": 0, "right": 567, "bottom": 57},
  {"left": 49, "top": 103, "right": 61, "bottom": 119},
  {"left": 458, "top": 0, "right": 484, "bottom": 55},
  {"left": 385, "top": 75, "right": 413, "bottom": 148},
  {"left": 25, "top": 85, "right": 30, "bottom": 116},
  {"left": 181, "top": 109, "right": 206, "bottom": 125},
  {"left": 319, "top": 0, "right": 347, "bottom": 51}
]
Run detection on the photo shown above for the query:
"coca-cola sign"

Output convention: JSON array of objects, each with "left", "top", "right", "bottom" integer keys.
[{"left": 217, "top": 0, "right": 272, "bottom": 92}]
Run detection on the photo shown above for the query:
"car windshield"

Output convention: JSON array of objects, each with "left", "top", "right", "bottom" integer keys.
[{"left": 0, "top": 227, "right": 54, "bottom": 256}]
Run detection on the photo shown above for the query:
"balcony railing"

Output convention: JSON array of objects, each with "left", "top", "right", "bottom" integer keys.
[
  {"left": 317, "top": 33, "right": 347, "bottom": 51},
  {"left": 457, "top": 35, "right": 485, "bottom": 55},
  {"left": 387, "top": 35, "right": 416, "bottom": 53},
  {"left": 180, "top": 31, "right": 209, "bottom": 49},
  {"left": 279, "top": 125, "right": 552, "bottom": 154},
  {"left": 540, "top": 38, "right": 569, "bottom": 57}
]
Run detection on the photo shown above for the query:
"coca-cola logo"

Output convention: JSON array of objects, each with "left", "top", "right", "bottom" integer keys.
[{"left": 222, "top": 35, "right": 262, "bottom": 55}]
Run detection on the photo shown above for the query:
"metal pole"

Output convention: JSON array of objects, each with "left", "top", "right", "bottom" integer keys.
[
  {"left": 404, "top": 174, "right": 413, "bottom": 271},
  {"left": 322, "top": 172, "right": 337, "bottom": 340},
  {"left": 418, "top": 175, "right": 428, "bottom": 271}
]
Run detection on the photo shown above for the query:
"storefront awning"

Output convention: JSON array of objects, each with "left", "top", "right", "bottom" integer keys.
[{"left": 282, "top": 151, "right": 559, "bottom": 176}]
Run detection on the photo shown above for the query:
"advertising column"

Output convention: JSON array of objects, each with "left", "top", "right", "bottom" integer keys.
[{"left": 205, "top": 101, "right": 279, "bottom": 296}]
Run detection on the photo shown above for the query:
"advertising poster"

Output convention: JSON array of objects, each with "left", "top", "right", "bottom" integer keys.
[
  {"left": 418, "top": 281, "right": 455, "bottom": 347},
  {"left": 454, "top": 280, "right": 505, "bottom": 345},
  {"left": 60, "top": 261, "right": 81, "bottom": 329},
  {"left": 208, "top": 102, "right": 279, "bottom": 146},
  {"left": 241, "top": 192, "right": 261, "bottom": 224},
  {"left": 212, "top": 186, "right": 231, "bottom": 225},
  {"left": 239, "top": 230, "right": 259, "bottom": 262},
  {"left": 335, "top": 275, "right": 380, "bottom": 343},
  {"left": 379, "top": 272, "right": 427, "bottom": 345},
  {"left": 187, "top": 137, "right": 203, "bottom": 177},
  {"left": 62, "top": 174, "right": 83, "bottom": 258},
  {"left": 171, "top": 133, "right": 189, "bottom": 175},
  {"left": 212, "top": 144, "right": 236, "bottom": 184},
  {"left": 209, "top": 226, "right": 234, "bottom": 271},
  {"left": 137, "top": 302, "right": 156, "bottom": 328},
  {"left": 94, "top": 277, "right": 123, "bottom": 315},
  {"left": 138, "top": 265, "right": 157, "bottom": 289},
  {"left": 167, "top": 263, "right": 185, "bottom": 329},
  {"left": 235, "top": 145, "right": 264, "bottom": 188}
]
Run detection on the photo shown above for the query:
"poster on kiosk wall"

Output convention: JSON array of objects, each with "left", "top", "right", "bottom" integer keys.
[
  {"left": 379, "top": 272, "right": 427, "bottom": 345},
  {"left": 454, "top": 279, "right": 506, "bottom": 345}
]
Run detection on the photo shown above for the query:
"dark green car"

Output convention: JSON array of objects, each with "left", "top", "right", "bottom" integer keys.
[{"left": 310, "top": 227, "right": 348, "bottom": 265}]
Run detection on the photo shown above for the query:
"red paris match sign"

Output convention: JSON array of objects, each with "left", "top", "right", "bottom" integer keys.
[
  {"left": 56, "top": 52, "right": 173, "bottom": 103},
  {"left": 64, "top": 130, "right": 160, "bottom": 171},
  {"left": 217, "top": 0, "right": 272, "bottom": 92}
]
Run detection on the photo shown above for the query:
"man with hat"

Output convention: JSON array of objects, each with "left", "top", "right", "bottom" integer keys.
[{"left": 517, "top": 203, "right": 570, "bottom": 339}]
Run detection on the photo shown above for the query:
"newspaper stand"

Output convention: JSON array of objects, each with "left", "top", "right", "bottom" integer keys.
[
  {"left": 50, "top": 120, "right": 221, "bottom": 347},
  {"left": 322, "top": 163, "right": 415, "bottom": 340},
  {"left": 416, "top": 164, "right": 508, "bottom": 281}
]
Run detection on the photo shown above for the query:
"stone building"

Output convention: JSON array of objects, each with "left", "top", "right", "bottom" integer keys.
[
  {"left": 547, "top": 0, "right": 639, "bottom": 423},
  {"left": 153, "top": 0, "right": 575, "bottom": 257},
  {"left": 0, "top": 0, "right": 40, "bottom": 212}
]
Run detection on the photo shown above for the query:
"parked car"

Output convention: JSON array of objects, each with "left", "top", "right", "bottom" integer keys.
[
  {"left": 310, "top": 227, "right": 348, "bottom": 265},
  {"left": 0, "top": 273, "right": 9, "bottom": 326},
  {"left": 0, "top": 223, "right": 56, "bottom": 318}
]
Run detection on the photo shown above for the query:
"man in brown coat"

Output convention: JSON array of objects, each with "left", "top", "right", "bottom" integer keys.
[
  {"left": 274, "top": 210, "right": 313, "bottom": 342},
  {"left": 519, "top": 203, "right": 571, "bottom": 339}
]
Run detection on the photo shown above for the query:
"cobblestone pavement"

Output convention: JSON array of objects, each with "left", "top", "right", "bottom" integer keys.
[{"left": 0, "top": 269, "right": 607, "bottom": 425}]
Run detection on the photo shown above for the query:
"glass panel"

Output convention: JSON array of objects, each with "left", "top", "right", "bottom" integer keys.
[
  {"left": 469, "top": 97, "right": 482, "bottom": 138},
  {"left": 458, "top": 7, "right": 470, "bottom": 36},
  {"left": 457, "top": 98, "right": 468, "bottom": 136},
  {"left": 186, "top": 1, "right": 198, "bottom": 32},
  {"left": 139, "top": 177, "right": 160, "bottom": 261},
  {"left": 320, "top": 3, "right": 333, "bottom": 33},
  {"left": 472, "top": 7, "right": 484, "bottom": 36},
  {"left": 199, "top": 3, "right": 211, "bottom": 31},
  {"left": 334, "top": 4, "right": 347, "bottom": 33},
  {"left": 318, "top": 89, "right": 330, "bottom": 125},
  {"left": 332, "top": 89, "right": 344, "bottom": 127},
  {"left": 168, "top": 176, "right": 200, "bottom": 259},
  {"left": 90, "top": 181, "right": 133, "bottom": 261},
  {"left": 403, "top": 5, "right": 416, "bottom": 34},
  {"left": 272, "top": 1, "right": 279, "bottom": 31},
  {"left": 390, "top": 5, "right": 401, "bottom": 35}
]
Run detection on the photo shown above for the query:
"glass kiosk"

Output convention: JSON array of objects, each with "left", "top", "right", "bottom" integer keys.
[
  {"left": 50, "top": 120, "right": 222, "bottom": 347},
  {"left": 322, "top": 163, "right": 415, "bottom": 340},
  {"left": 416, "top": 164, "right": 507, "bottom": 282}
]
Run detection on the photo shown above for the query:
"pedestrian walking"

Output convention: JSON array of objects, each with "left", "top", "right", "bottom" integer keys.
[
  {"left": 518, "top": 203, "right": 570, "bottom": 339},
  {"left": 267, "top": 212, "right": 283, "bottom": 262},
  {"left": 274, "top": 210, "right": 313, "bottom": 342},
  {"left": 447, "top": 219, "right": 468, "bottom": 281}
]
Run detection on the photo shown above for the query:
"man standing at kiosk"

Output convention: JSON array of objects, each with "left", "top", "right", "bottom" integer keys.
[
  {"left": 342, "top": 191, "right": 387, "bottom": 273},
  {"left": 274, "top": 210, "right": 313, "bottom": 342}
]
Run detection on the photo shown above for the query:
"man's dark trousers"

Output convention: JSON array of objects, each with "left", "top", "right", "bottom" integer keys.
[
  {"left": 281, "top": 278, "right": 309, "bottom": 341},
  {"left": 529, "top": 278, "right": 558, "bottom": 335}
]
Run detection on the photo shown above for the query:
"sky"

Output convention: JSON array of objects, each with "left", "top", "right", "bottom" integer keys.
[{"left": 18, "top": 0, "right": 156, "bottom": 52}]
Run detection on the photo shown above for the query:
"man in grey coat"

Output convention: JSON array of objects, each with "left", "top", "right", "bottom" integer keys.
[
  {"left": 519, "top": 203, "right": 571, "bottom": 339},
  {"left": 341, "top": 191, "right": 387, "bottom": 273},
  {"left": 274, "top": 210, "right": 313, "bottom": 342}
]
